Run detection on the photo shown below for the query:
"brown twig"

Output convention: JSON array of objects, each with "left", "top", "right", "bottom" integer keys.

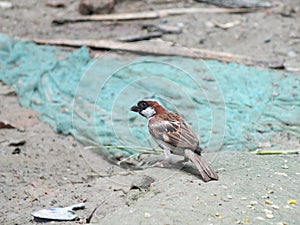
[
  {"left": 118, "top": 32, "right": 162, "bottom": 42},
  {"left": 87, "top": 170, "right": 135, "bottom": 178},
  {"left": 30, "top": 38, "right": 284, "bottom": 68},
  {"left": 86, "top": 200, "right": 104, "bottom": 224},
  {"left": 52, "top": 7, "right": 263, "bottom": 24},
  {"left": 86, "top": 207, "right": 98, "bottom": 223},
  {"left": 252, "top": 149, "right": 300, "bottom": 155}
]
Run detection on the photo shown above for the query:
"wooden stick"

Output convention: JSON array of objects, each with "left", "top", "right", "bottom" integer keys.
[
  {"left": 31, "top": 38, "right": 284, "bottom": 68},
  {"left": 53, "top": 7, "right": 263, "bottom": 24}
]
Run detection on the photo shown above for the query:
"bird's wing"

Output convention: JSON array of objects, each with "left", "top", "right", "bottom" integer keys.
[{"left": 148, "top": 113, "right": 199, "bottom": 150}]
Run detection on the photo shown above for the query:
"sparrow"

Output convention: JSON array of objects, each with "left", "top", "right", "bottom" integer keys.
[{"left": 131, "top": 100, "right": 219, "bottom": 182}]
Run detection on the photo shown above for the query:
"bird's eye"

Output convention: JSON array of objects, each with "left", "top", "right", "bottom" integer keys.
[{"left": 138, "top": 101, "right": 148, "bottom": 108}]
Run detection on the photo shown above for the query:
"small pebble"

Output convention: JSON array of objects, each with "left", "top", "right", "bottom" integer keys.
[
  {"left": 264, "top": 209, "right": 274, "bottom": 219},
  {"left": 258, "top": 142, "right": 272, "bottom": 148},
  {"left": 281, "top": 164, "right": 289, "bottom": 169},
  {"left": 266, "top": 214, "right": 274, "bottom": 219},
  {"left": 160, "top": 18, "right": 168, "bottom": 24},
  {"left": 144, "top": 212, "right": 151, "bottom": 218},
  {"left": 264, "top": 38, "right": 271, "bottom": 43},
  {"left": 177, "top": 22, "right": 184, "bottom": 27},
  {"left": 0, "top": 1, "right": 13, "bottom": 9},
  {"left": 256, "top": 217, "right": 265, "bottom": 221},
  {"left": 272, "top": 205, "right": 280, "bottom": 210},
  {"left": 264, "top": 209, "right": 273, "bottom": 214},
  {"left": 274, "top": 172, "right": 287, "bottom": 177},
  {"left": 265, "top": 200, "right": 273, "bottom": 205},
  {"left": 205, "top": 21, "right": 214, "bottom": 28},
  {"left": 250, "top": 201, "right": 257, "bottom": 206},
  {"left": 268, "top": 190, "right": 275, "bottom": 194},
  {"left": 199, "top": 38, "right": 206, "bottom": 44},
  {"left": 215, "top": 212, "right": 223, "bottom": 218},
  {"left": 287, "top": 50, "right": 297, "bottom": 58},
  {"left": 217, "top": 168, "right": 226, "bottom": 172},
  {"left": 244, "top": 218, "right": 250, "bottom": 223},
  {"left": 199, "top": 199, "right": 206, "bottom": 205},
  {"left": 131, "top": 175, "right": 155, "bottom": 191}
]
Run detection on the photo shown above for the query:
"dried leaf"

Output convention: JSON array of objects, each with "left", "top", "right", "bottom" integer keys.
[
  {"left": 287, "top": 199, "right": 297, "bottom": 205},
  {"left": 0, "top": 121, "right": 15, "bottom": 129}
]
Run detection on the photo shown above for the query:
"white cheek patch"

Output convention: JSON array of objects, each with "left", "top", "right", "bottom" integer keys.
[{"left": 140, "top": 107, "right": 156, "bottom": 118}]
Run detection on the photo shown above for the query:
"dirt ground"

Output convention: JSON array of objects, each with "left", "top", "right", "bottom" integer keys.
[{"left": 0, "top": 0, "right": 299, "bottom": 224}]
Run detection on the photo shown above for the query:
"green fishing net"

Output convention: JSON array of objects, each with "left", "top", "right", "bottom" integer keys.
[{"left": 0, "top": 34, "right": 299, "bottom": 158}]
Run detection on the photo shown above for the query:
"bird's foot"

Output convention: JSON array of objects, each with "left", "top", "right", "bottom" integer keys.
[
  {"left": 149, "top": 159, "right": 171, "bottom": 168},
  {"left": 176, "top": 158, "right": 189, "bottom": 165}
]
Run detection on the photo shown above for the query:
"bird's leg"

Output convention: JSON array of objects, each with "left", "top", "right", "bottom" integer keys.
[
  {"left": 176, "top": 153, "right": 189, "bottom": 165},
  {"left": 149, "top": 148, "right": 172, "bottom": 168}
]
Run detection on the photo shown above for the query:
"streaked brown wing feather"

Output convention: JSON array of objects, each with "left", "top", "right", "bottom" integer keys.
[{"left": 149, "top": 113, "right": 199, "bottom": 150}]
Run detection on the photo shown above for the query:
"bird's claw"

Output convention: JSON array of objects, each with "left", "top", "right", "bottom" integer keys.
[
  {"left": 176, "top": 158, "right": 189, "bottom": 165},
  {"left": 149, "top": 160, "right": 170, "bottom": 168},
  {"left": 149, "top": 162, "right": 165, "bottom": 168}
]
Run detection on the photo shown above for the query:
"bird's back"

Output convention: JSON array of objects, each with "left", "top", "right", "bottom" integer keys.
[{"left": 148, "top": 112, "right": 200, "bottom": 153}]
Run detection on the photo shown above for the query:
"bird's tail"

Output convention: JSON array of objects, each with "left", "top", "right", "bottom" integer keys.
[{"left": 185, "top": 149, "right": 219, "bottom": 182}]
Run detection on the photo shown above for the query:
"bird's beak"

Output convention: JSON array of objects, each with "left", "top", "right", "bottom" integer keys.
[{"left": 130, "top": 105, "right": 139, "bottom": 112}]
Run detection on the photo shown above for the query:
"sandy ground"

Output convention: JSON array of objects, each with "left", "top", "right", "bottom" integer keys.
[{"left": 0, "top": 0, "right": 300, "bottom": 224}]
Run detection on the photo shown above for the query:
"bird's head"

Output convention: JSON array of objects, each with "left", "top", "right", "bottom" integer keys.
[{"left": 131, "top": 100, "right": 167, "bottom": 119}]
